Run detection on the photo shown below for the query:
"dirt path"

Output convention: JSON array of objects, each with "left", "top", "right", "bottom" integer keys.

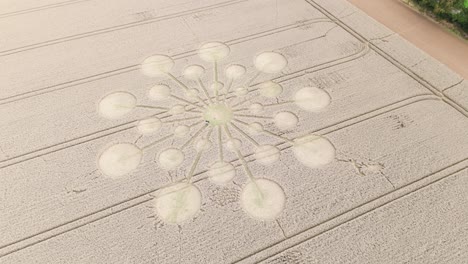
[{"left": 347, "top": 0, "right": 468, "bottom": 80}]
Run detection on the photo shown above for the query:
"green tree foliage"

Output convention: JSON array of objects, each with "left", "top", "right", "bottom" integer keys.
[{"left": 412, "top": 0, "right": 468, "bottom": 32}]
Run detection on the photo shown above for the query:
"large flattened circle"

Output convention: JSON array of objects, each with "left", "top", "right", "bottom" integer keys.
[
  {"left": 294, "top": 87, "right": 331, "bottom": 112},
  {"left": 98, "top": 92, "right": 137, "bottom": 119},
  {"left": 198, "top": 42, "right": 230, "bottom": 62},
  {"left": 155, "top": 182, "right": 202, "bottom": 224},
  {"left": 254, "top": 52, "right": 288, "bottom": 73},
  {"left": 98, "top": 143, "right": 142, "bottom": 178},
  {"left": 141, "top": 55, "right": 174, "bottom": 77},
  {"left": 208, "top": 161, "right": 236, "bottom": 185},
  {"left": 158, "top": 148, "right": 184, "bottom": 170},
  {"left": 241, "top": 179, "right": 285, "bottom": 221},
  {"left": 292, "top": 134, "right": 335, "bottom": 168}
]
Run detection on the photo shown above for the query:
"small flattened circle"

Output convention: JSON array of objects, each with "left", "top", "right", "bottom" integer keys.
[
  {"left": 254, "top": 145, "right": 280, "bottom": 165},
  {"left": 225, "top": 64, "right": 247, "bottom": 79},
  {"left": 174, "top": 125, "right": 190, "bottom": 137},
  {"left": 274, "top": 112, "right": 298, "bottom": 130},
  {"left": 148, "top": 84, "right": 171, "bottom": 101},
  {"left": 98, "top": 143, "right": 142, "bottom": 178},
  {"left": 170, "top": 104, "right": 186, "bottom": 115},
  {"left": 254, "top": 52, "right": 288, "bottom": 74},
  {"left": 141, "top": 55, "right": 174, "bottom": 77},
  {"left": 292, "top": 134, "right": 335, "bottom": 168},
  {"left": 158, "top": 148, "right": 184, "bottom": 170},
  {"left": 183, "top": 65, "right": 205, "bottom": 80},
  {"left": 98, "top": 91, "right": 137, "bottom": 119},
  {"left": 241, "top": 179, "right": 285, "bottom": 221},
  {"left": 184, "top": 88, "right": 199, "bottom": 99},
  {"left": 210, "top": 81, "right": 224, "bottom": 92},
  {"left": 198, "top": 42, "right": 230, "bottom": 62},
  {"left": 137, "top": 117, "right": 162, "bottom": 134},
  {"left": 155, "top": 182, "right": 202, "bottom": 224},
  {"left": 226, "top": 138, "right": 242, "bottom": 151},
  {"left": 234, "top": 87, "right": 248, "bottom": 96},
  {"left": 248, "top": 122, "right": 264, "bottom": 135},
  {"left": 294, "top": 87, "right": 331, "bottom": 112},
  {"left": 259, "top": 81, "right": 283, "bottom": 98},
  {"left": 208, "top": 161, "right": 236, "bottom": 185},
  {"left": 249, "top": 103, "right": 264, "bottom": 114},
  {"left": 194, "top": 138, "right": 212, "bottom": 152}
]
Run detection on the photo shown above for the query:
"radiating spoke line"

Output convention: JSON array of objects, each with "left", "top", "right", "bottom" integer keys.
[
  {"left": 187, "top": 152, "right": 202, "bottom": 182},
  {"left": 262, "top": 129, "right": 294, "bottom": 144},
  {"left": 195, "top": 95, "right": 209, "bottom": 106},
  {"left": 226, "top": 78, "right": 234, "bottom": 93},
  {"left": 180, "top": 123, "right": 208, "bottom": 150},
  {"left": 231, "top": 118, "right": 248, "bottom": 125},
  {"left": 230, "top": 92, "right": 264, "bottom": 109},
  {"left": 217, "top": 126, "right": 224, "bottom": 161},
  {"left": 214, "top": 61, "right": 219, "bottom": 83},
  {"left": 246, "top": 71, "right": 261, "bottom": 86},
  {"left": 223, "top": 125, "right": 255, "bottom": 182},
  {"left": 214, "top": 61, "right": 221, "bottom": 102},
  {"left": 234, "top": 149, "right": 256, "bottom": 182},
  {"left": 171, "top": 107, "right": 202, "bottom": 115},
  {"left": 221, "top": 86, "right": 261, "bottom": 107},
  {"left": 229, "top": 123, "right": 259, "bottom": 147},
  {"left": 232, "top": 107, "right": 248, "bottom": 112},
  {"left": 232, "top": 98, "right": 296, "bottom": 112},
  {"left": 233, "top": 118, "right": 293, "bottom": 144},
  {"left": 234, "top": 113, "right": 272, "bottom": 120},
  {"left": 263, "top": 100, "right": 294, "bottom": 107},
  {"left": 134, "top": 118, "right": 161, "bottom": 127},
  {"left": 154, "top": 109, "right": 170, "bottom": 115},
  {"left": 113, "top": 103, "right": 169, "bottom": 118},
  {"left": 197, "top": 78, "right": 214, "bottom": 104},
  {"left": 140, "top": 120, "right": 202, "bottom": 151},
  {"left": 158, "top": 106, "right": 200, "bottom": 119},
  {"left": 166, "top": 72, "right": 190, "bottom": 91},
  {"left": 222, "top": 78, "right": 234, "bottom": 103},
  {"left": 141, "top": 133, "right": 174, "bottom": 150},
  {"left": 166, "top": 72, "right": 208, "bottom": 106},
  {"left": 187, "top": 128, "right": 213, "bottom": 182},
  {"left": 169, "top": 94, "right": 205, "bottom": 109},
  {"left": 231, "top": 98, "right": 251, "bottom": 108},
  {"left": 164, "top": 115, "right": 200, "bottom": 124},
  {"left": 135, "top": 105, "right": 169, "bottom": 110}
]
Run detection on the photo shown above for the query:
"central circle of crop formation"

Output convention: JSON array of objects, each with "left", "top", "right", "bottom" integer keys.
[{"left": 203, "top": 103, "right": 233, "bottom": 126}]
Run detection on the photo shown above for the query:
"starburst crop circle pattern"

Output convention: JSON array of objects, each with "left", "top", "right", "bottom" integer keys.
[{"left": 97, "top": 41, "right": 336, "bottom": 224}]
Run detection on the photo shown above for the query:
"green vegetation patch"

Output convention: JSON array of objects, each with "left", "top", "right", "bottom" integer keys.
[{"left": 412, "top": 0, "right": 468, "bottom": 35}]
